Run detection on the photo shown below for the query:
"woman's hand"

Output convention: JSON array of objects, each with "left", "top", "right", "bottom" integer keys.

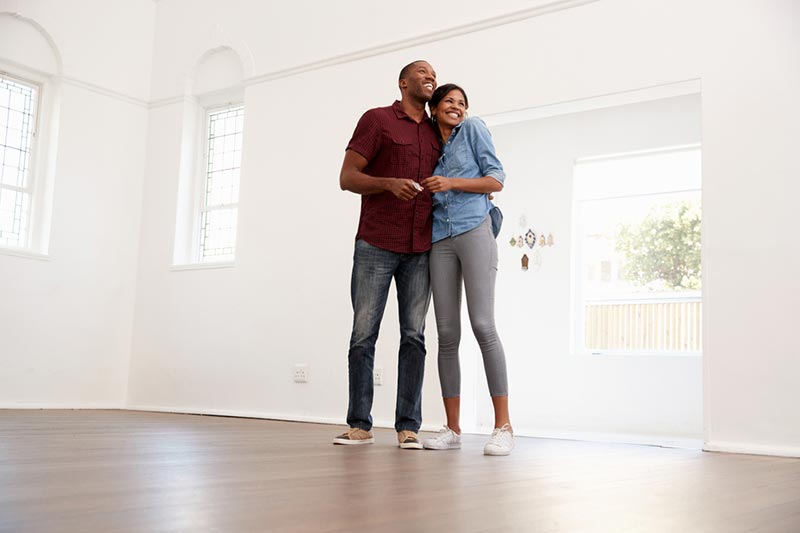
[{"left": 421, "top": 176, "right": 453, "bottom": 193}]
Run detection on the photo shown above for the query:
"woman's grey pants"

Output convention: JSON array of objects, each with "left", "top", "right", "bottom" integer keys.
[{"left": 430, "top": 215, "right": 508, "bottom": 398}]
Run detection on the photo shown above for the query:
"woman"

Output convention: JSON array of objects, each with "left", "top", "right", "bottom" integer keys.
[{"left": 421, "top": 84, "right": 513, "bottom": 456}]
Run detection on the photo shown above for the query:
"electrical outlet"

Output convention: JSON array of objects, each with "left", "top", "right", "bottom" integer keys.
[
  {"left": 294, "top": 364, "right": 309, "bottom": 383},
  {"left": 373, "top": 366, "right": 383, "bottom": 386}
]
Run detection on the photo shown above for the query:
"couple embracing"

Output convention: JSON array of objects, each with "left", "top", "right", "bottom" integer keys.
[{"left": 334, "top": 60, "right": 513, "bottom": 456}]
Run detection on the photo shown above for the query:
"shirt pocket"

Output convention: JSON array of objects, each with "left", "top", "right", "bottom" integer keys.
[
  {"left": 388, "top": 135, "right": 415, "bottom": 165},
  {"left": 448, "top": 141, "right": 473, "bottom": 175}
]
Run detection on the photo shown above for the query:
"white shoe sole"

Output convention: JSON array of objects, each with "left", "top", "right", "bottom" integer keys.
[
  {"left": 483, "top": 447, "right": 513, "bottom": 456},
  {"left": 423, "top": 443, "right": 461, "bottom": 450},
  {"left": 333, "top": 437, "right": 374, "bottom": 445},
  {"left": 399, "top": 442, "right": 423, "bottom": 449}
]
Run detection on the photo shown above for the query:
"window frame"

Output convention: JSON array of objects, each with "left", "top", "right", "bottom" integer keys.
[
  {"left": 570, "top": 144, "right": 702, "bottom": 357},
  {"left": 191, "top": 100, "right": 244, "bottom": 265},
  {"left": 0, "top": 69, "right": 42, "bottom": 254}
]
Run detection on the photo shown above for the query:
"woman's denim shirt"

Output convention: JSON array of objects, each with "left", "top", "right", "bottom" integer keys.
[{"left": 431, "top": 116, "right": 505, "bottom": 243}]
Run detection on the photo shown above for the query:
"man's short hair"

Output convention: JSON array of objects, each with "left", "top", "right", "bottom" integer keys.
[{"left": 399, "top": 60, "right": 426, "bottom": 81}]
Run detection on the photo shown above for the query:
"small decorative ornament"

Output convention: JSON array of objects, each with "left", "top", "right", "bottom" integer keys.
[
  {"left": 547, "top": 233, "right": 555, "bottom": 246},
  {"left": 509, "top": 236, "right": 517, "bottom": 247},
  {"left": 518, "top": 214, "right": 528, "bottom": 228},
  {"left": 539, "top": 233, "right": 546, "bottom": 247},
  {"left": 521, "top": 254, "right": 529, "bottom": 271},
  {"left": 531, "top": 249, "right": 543, "bottom": 271},
  {"left": 525, "top": 229, "right": 536, "bottom": 248},
  {"left": 516, "top": 236, "right": 524, "bottom": 248}
]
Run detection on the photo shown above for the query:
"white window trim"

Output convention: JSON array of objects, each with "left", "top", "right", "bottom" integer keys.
[
  {"left": 570, "top": 144, "right": 703, "bottom": 357},
  {"left": 171, "top": 86, "right": 243, "bottom": 270},
  {"left": 0, "top": 62, "right": 58, "bottom": 257},
  {"left": 194, "top": 102, "right": 242, "bottom": 263}
]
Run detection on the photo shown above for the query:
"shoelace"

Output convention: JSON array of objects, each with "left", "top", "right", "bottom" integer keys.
[
  {"left": 488, "top": 425, "right": 513, "bottom": 445},
  {"left": 346, "top": 428, "right": 364, "bottom": 438},
  {"left": 434, "top": 426, "right": 454, "bottom": 442}
]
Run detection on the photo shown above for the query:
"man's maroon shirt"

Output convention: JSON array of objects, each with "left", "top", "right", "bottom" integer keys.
[{"left": 346, "top": 100, "right": 441, "bottom": 254}]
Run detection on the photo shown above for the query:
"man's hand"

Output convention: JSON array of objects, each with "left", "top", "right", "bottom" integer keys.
[
  {"left": 340, "top": 150, "right": 423, "bottom": 200},
  {"left": 421, "top": 176, "right": 452, "bottom": 193},
  {"left": 388, "top": 179, "right": 424, "bottom": 201}
]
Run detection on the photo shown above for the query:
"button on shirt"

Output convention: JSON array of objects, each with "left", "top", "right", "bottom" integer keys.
[
  {"left": 431, "top": 116, "right": 506, "bottom": 243},
  {"left": 346, "top": 101, "right": 441, "bottom": 253}
]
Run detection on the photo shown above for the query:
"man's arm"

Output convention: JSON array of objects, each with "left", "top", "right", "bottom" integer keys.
[{"left": 339, "top": 150, "right": 422, "bottom": 201}]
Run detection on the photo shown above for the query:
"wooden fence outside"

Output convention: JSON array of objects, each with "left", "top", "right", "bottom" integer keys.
[{"left": 585, "top": 299, "right": 702, "bottom": 352}]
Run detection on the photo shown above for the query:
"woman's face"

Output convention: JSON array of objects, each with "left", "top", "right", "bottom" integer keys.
[{"left": 433, "top": 89, "right": 467, "bottom": 128}]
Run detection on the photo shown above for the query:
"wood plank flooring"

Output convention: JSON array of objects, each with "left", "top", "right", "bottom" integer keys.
[{"left": 0, "top": 410, "right": 798, "bottom": 532}]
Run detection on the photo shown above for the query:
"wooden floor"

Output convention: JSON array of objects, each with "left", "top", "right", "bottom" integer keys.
[{"left": 1, "top": 411, "right": 798, "bottom": 532}]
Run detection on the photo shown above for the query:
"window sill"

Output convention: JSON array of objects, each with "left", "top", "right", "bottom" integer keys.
[
  {"left": 170, "top": 261, "right": 236, "bottom": 272},
  {"left": 0, "top": 247, "right": 50, "bottom": 261},
  {"left": 573, "top": 350, "right": 702, "bottom": 357}
]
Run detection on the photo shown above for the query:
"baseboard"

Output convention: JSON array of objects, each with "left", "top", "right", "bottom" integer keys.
[
  {"left": 0, "top": 403, "right": 124, "bottom": 410},
  {"left": 703, "top": 441, "right": 800, "bottom": 458},
  {"left": 10, "top": 404, "right": 795, "bottom": 458},
  {"left": 124, "top": 405, "right": 699, "bottom": 445},
  {"left": 125, "top": 404, "right": 443, "bottom": 432},
  {"left": 506, "top": 426, "right": 704, "bottom": 450}
]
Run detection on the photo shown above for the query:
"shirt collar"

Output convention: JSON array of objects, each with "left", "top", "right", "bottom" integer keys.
[
  {"left": 392, "top": 100, "right": 432, "bottom": 123},
  {"left": 445, "top": 120, "right": 465, "bottom": 142}
]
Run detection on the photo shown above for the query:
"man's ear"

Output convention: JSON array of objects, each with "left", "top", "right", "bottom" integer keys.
[{"left": 399, "top": 79, "right": 407, "bottom": 90}]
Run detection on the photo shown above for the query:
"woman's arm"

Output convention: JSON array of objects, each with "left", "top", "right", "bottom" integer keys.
[
  {"left": 421, "top": 175, "right": 502, "bottom": 193},
  {"left": 421, "top": 118, "right": 506, "bottom": 194}
]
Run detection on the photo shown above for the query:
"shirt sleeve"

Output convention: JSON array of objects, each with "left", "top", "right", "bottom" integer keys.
[
  {"left": 346, "top": 109, "right": 383, "bottom": 162},
  {"left": 465, "top": 117, "right": 506, "bottom": 184}
]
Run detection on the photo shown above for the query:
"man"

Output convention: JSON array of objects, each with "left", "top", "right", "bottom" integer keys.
[{"left": 334, "top": 60, "right": 440, "bottom": 449}]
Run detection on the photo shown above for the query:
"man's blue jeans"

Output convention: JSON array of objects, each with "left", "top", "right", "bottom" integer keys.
[{"left": 347, "top": 239, "right": 431, "bottom": 433}]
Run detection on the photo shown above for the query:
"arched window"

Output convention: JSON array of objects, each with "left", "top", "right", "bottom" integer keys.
[
  {"left": 0, "top": 13, "right": 61, "bottom": 257},
  {"left": 173, "top": 46, "right": 246, "bottom": 266}
]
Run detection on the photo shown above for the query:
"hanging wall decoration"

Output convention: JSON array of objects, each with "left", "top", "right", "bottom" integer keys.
[
  {"left": 521, "top": 254, "right": 529, "bottom": 271},
  {"left": 530, "top": 249, "right": 543, "bottom": 271},
  {"left": 547, "top": 233, "right": 555, "bottom": 246},
  {"left": 516, "top": 236, "right": 524, "bottom": 248},
  {"left": 509, "top": 236, "right": 517, "bottom": 247},
  {"left": 525, "top": 229, "right": 536, "bottom": 248}
]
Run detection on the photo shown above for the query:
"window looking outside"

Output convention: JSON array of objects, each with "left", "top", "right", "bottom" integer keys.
[
  {"left": 198, "top": 104, "right": 243, "bottom": 262},
  {"left": 0, "top": 74, "right": 38, "bottom": 249},
  {"left": 573, "top": 146, "right": 701, "bottom": 354}
]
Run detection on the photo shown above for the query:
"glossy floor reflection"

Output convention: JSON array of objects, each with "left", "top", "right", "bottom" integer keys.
[{"left": 1, "top": 410, "right": 798, "bottom": 532}]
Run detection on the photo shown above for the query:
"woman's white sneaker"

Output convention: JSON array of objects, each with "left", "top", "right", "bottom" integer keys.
[
  {"left": 483, "top": 424, "right": 514, "bottom": 456},
  {"left": 423, "top": 426, "right": 461, "bottom": 450}
]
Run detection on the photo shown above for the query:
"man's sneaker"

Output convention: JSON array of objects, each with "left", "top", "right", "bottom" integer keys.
[
  {"left": 423, "top": 426, "right": 462, "bottom": 450},
  {"left": 332, "top": 427, "right": 374, "bottom": 445},
  {"left": 483, "top": 424, "right": 514, "bottom": 456},
  {"left": 397, "top": 430, "right": 423, "bottom": 449}
]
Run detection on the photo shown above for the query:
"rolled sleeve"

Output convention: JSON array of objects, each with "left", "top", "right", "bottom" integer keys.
[{"left": 465, "top": 117, "right": 506, "bottom": 185}]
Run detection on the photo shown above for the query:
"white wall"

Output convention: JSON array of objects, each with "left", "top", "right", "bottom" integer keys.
[
  {"left": 2, "top": 0, "right": 796, "bottom": 456},
  {"left": 0, "top": 1, "right": 155, "bottom": 406},
  {"left": 127, "top": 0, "right": 800, "bottom": 455},
  {"left": 486, "top": 94, "right": 702, "bottom": 443}
]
